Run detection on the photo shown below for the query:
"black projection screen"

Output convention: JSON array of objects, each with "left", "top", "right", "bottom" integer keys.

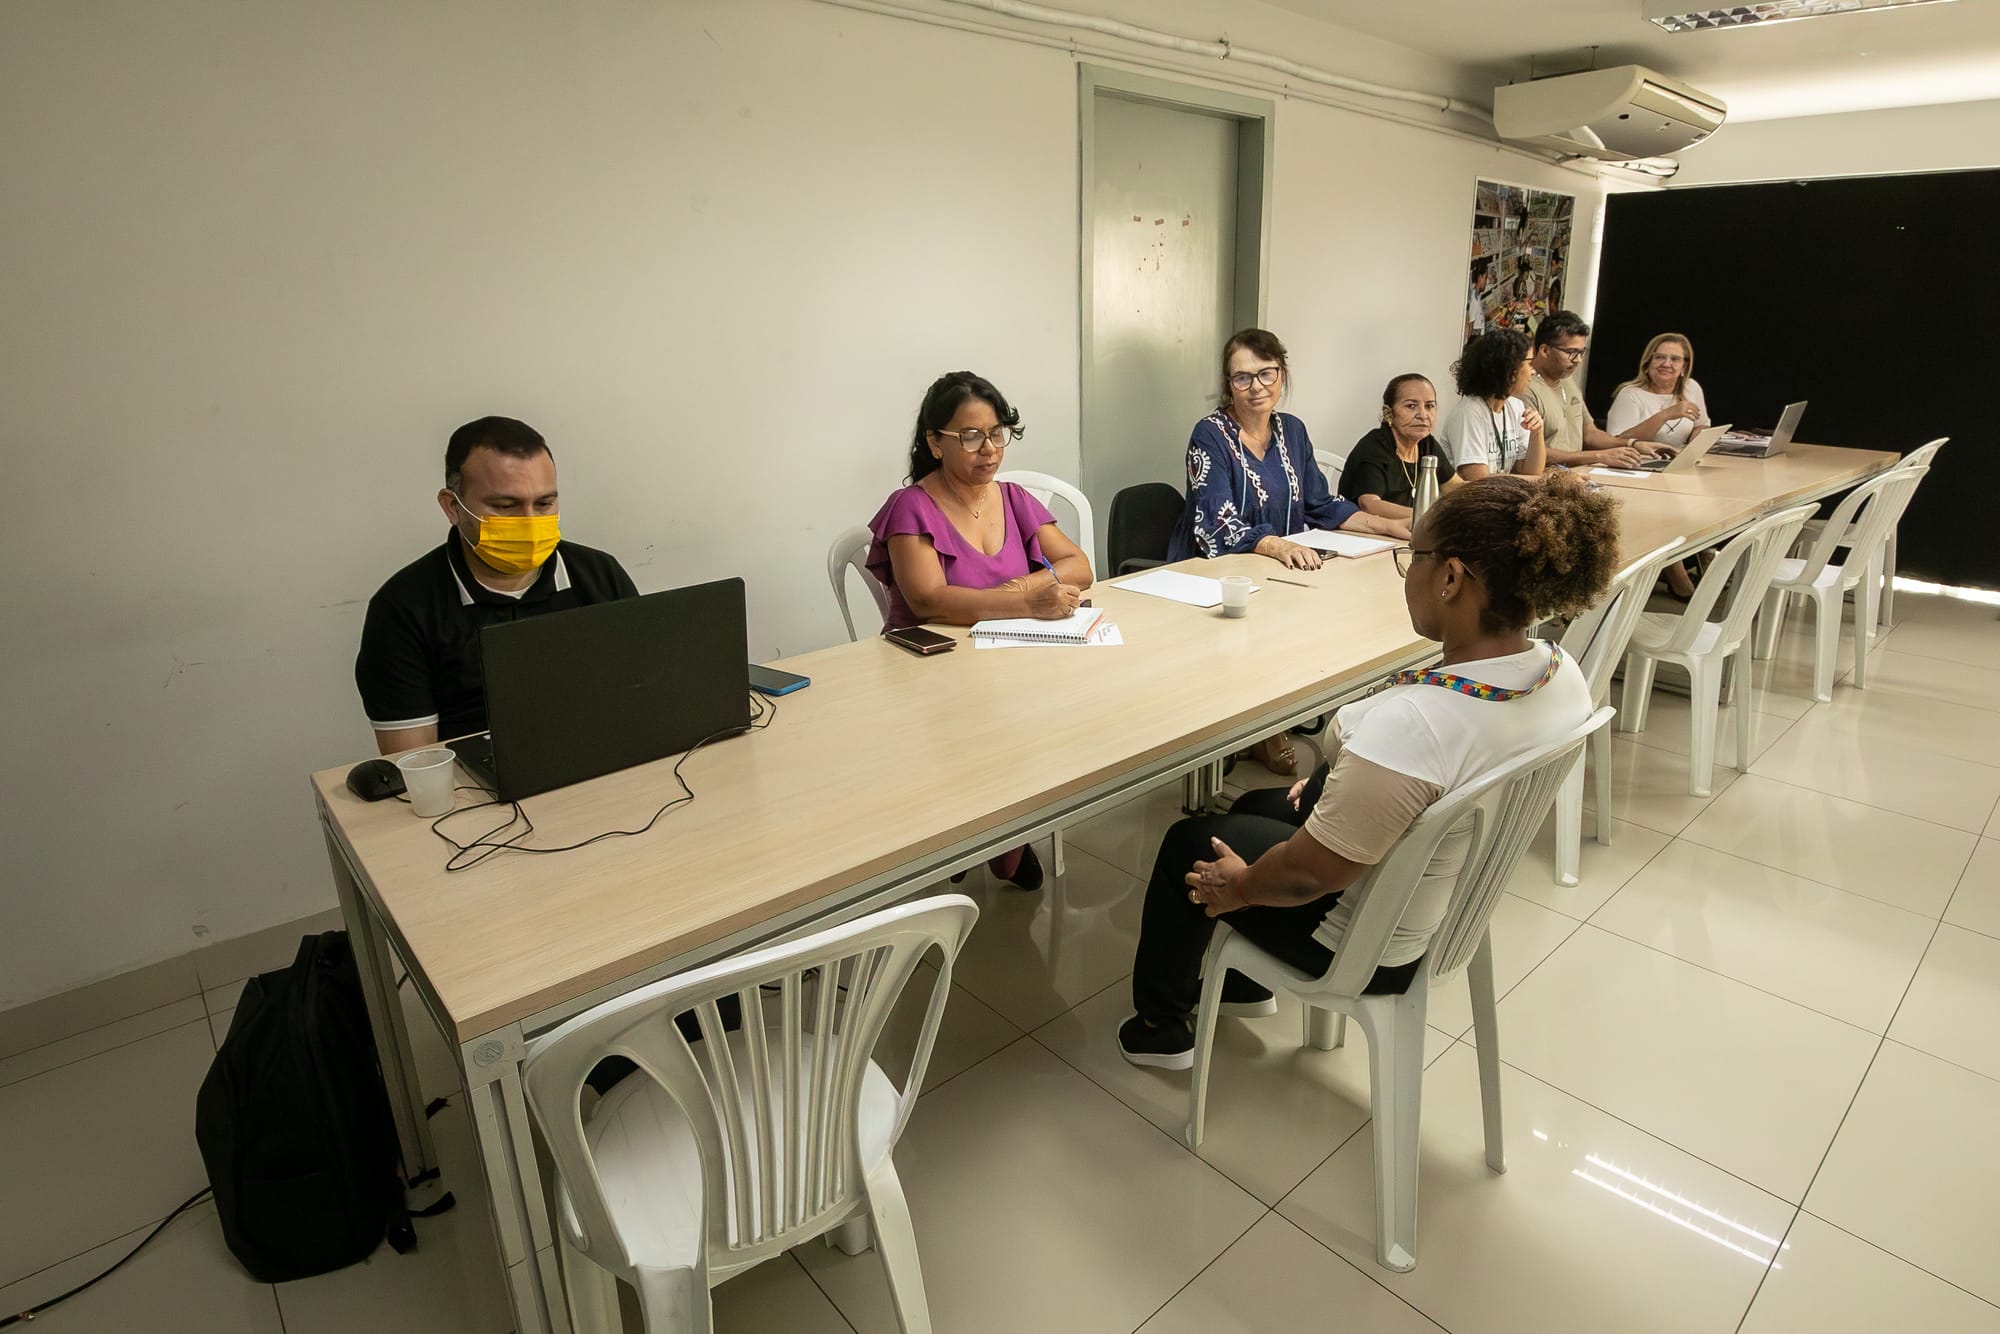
[{"left": 1587, "top": 170, "right": 1999, "bottom": 592}]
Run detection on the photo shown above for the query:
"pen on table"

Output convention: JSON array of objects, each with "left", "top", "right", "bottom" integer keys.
[{"left": 1267, "top": 576, "right": 1314, "bottom": 588}]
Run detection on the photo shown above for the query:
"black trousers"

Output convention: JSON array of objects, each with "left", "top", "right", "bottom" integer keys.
[{"left": 1129, "top": 772, "right": 1419, "bottom": 1025}]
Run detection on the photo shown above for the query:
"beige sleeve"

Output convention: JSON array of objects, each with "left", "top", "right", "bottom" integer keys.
[{"left": 1301, "top": 751, "right": 1446, "bottom": 866}]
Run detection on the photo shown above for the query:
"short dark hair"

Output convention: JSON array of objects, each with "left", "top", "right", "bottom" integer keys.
[
  {"left": 1380, "top": 373, "right": 1435, "bottom": 425},
  {"left": 1219, "top": 328, "right": 1290, "bottom": 407},
  {"left": 1533, "top": 310, "right": 1591, "bottom": 350},
  {"left": 1423, "top": 471, "right": 1620, "bottom": 633},
  {"left": 906, "top": 372, "right": 1022, "bottom": 483},
  {"left": 1451, "top": 328, "right": 1530, "bottom": 400},
  {"left": 445, "top": 416, "right": 551, "bottom": 493}
]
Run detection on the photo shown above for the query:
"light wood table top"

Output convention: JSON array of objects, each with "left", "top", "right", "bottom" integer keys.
[
  {"left": 1581, "top": 442, "right": 1897, "bottom": 502},
  {"left": 314, "top": 552, "right": 1433, "bottom": 1041}
]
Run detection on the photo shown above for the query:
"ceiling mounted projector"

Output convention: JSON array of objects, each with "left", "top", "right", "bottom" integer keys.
[{"left": 1493, "top": 65, "right": 1727, "bottom": 161}]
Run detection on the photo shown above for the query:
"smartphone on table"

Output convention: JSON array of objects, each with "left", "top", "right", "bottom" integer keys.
[
  {"left": 748, "top": 664, "right": 811, "bottom": 696},
  {"left": 882, "top": 626, "right": 956, "bottom": 656}
]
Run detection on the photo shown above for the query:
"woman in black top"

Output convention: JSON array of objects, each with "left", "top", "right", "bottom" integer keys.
[{"left": 1338, "top": 373, "right": 1449, "bottom": 522}]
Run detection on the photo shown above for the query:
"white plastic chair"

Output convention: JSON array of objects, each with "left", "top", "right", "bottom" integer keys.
[
  {"left": 1551, "top": 539, "right": 1684, "bottom": 887},
  {"left": 827, "top": 525, "right": 890, "bottom": 643},
  {"left": 1315, "top": 451, "right": 1348, "bottom": 493},
  {"left": 521, "top": 894, "right": 979, "bottom": 1334},
  {"left": 1619, "top": 503, "right": 1817, "bottom": 796},
  {"left": 1753, "top": 465, "right": 1930, "bottom": 702},
  {"left": 1186, "top": 707, "right": 1614, "bottom": 1273},
  {"left": 997, "top": 469, "right": 1096, "bottom": 573},
  {"left": 1798, "top": 438, "right": 1945, "bottom": 632}
]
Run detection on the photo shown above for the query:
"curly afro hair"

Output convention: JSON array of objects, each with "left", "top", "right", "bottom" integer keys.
[
  {"left": 1451, "top": 328, "right": 1530, "bottom": 401},
  {"left": 1423, "top": 470, "right": 1620, "bottom": 633}
]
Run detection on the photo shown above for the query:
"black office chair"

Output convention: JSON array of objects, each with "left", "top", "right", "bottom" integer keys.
[{"left": 1107, "top": 482, "right": 1184, "bottom": 575}]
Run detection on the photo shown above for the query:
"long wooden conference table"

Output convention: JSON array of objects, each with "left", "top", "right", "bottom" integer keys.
[{"left": 311, "top": 439, "right": 1897, "bottom": 1334}]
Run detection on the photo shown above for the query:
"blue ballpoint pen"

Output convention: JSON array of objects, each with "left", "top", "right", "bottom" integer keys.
[{"left": 1038, "top": 555, "right": 1062, "bottom": 586}]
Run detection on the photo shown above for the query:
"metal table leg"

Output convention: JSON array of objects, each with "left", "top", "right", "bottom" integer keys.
[
  {"left": 466, "top": 1031, "right": 572, "bottom": 1334},
  {"left": 326, "top": 828, "right": 436, "bottom": 1183}
]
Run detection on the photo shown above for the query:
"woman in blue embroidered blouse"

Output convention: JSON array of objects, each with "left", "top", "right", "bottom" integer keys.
[{"left": 1167, "top": 329, "right": 1411, "bottom": 569}]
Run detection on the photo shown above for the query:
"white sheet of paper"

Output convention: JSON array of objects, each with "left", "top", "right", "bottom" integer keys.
[
  {"left": 1290, "top": 530, "right": 1396, "bottom": 558},
  {"left": 1113, "top": 569, "right": 1256, "bottom": 608},
  {"left": 973, "top": 623, "right": 1125, "bottom": 649},
  {"left": 1593, "top": 468, "right": 1653, "bottom": 479}
]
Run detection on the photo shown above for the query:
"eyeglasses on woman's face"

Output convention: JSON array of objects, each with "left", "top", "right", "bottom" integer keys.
[
  {"left": 1227, "top": 366, "right": 1283, "bottom": 391},
  {"left": 930, "top": 425, "right": 1023, "bottom": 452},
  {"left": 1392, "top": 546, "right": 1477, "bottom": 579}
]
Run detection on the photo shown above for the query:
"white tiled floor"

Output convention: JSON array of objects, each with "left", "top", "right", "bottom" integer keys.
[{"left": 5, "top": 591, "right": 1999, "bottom": 1332}]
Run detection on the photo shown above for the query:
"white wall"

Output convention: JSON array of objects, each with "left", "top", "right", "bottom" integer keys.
[
  {"left": 1671, "top": 98, "right": 2000, "bottom": 186},
  {"left": 0, "top": 0, "right": 1612, "bottom": 1008}
]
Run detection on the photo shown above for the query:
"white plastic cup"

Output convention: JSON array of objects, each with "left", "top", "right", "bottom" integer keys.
[
  {"left": 396, "top": 748, "right": 457, "bottom": 818},
  {"left": 1219, "top": 575, "right": 1253, "bottom": 619}
]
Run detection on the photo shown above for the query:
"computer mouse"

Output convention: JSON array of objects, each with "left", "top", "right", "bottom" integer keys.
[{"left": 345, "top": 758, "right": 406, "bottom": 802}]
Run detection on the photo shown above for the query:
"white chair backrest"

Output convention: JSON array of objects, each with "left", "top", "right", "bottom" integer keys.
[
  {"left": 1561, "top": 538, "right": 1685, "bottom": 707},
  {"left": 1900, "top": 437, "right": 1947, "bottom": 470},
  {"left": 1647, "top": 503, "right": 1817, "bottom": 656},
  {"left": 1315, "top": 451, "right": 1348, "bottom": 491},
  {"left": 1790, "top": 467, "right": 1927, "bottom": 584},
  {"left": 997, "top": 470, "right": 1096, "bottom": 573},
  {"left": 522, "top": 895, "right": 979, "bottom": 1278},
  {"left": 826, "top": 525, "right": 889, "bottom": 642},
  {"left": 1320, "top": 706, "right": 1613, "bottom": 998}
]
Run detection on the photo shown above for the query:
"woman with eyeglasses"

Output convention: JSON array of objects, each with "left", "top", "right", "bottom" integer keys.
[
  {"left": 1435, "top": 328, "right": 1546, "bottom": 485},
  {"left": 1117, "top": 472, "right": 1615, "bottom": 1069},
  {"left": 1605, "top": 332, "right": 1709, "bottom": 448},
  {"left": 865, "top": 371, "right": 1094, "bottom": 891},
  {"left": 1167, "top": 328, "right": 1409, "bottom": 572}
]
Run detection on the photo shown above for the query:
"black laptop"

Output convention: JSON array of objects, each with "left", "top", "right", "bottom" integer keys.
[{"left": 450, "top": 578, "right": 752, "bottom": 801}]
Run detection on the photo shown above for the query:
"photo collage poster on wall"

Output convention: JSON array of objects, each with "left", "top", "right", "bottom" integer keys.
[{"left": 1465, "top": 179, "right": 1575, "bottom": 343}]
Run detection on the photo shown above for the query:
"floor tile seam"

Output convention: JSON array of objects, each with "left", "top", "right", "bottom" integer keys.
[
  {"left": 1027, "top": 969, "right": 1382, "bottom": 1213},
  {"left": 1786, "top": 1030, "right": 1893, "bottom": 1265},
  {"left": 1061, "top": 840, "right": 1152, "bottom": 890},
  {"left": 1855, "top": 640, "right": 2000, "bottom": 674},
  {"left": 785, "top": 1248, "right": 864, "bottom": 1334},
  {"left": 1484, "top": 1049, "right": 1828, "bottom": 1208},
  {"left": 0, "top": 998, "right": 207, "bottom": 1075},
  {"left": 1794, "top": 1208, "right": 2000, "bottom": 1313},
  {"left": 1595, "top": 833, "right": 1950, "bottom": 928},
  {"left": 1724, "top": 764, "right": 1995, "bottom": 837},
  {"left": 0, "top": 1015, "right": 214, "bottom": 1094},
  {"left": 0, "top": 1199, "right": 214, "bottom": 1312},
  {"left": 1249, "top": 1209, "right": 1454, "bottom": 1334},
  {"left": 1775, "top": 714, "right": 2000, "bottom": 775},
  {"left": 1872, "top": 1034, "right": 2000, "bottom": 1090},
  {"left": 1121, "top": 1205, "right": 1272, "bottom": 1334},
  {"left": 1019, "top": 1024, "right": 1274, "bottom": 1212},
  {"left": 1728, "top": 1207, "right": 1806, "bottom": 1334},
  {"left": 1547, "top": 921, "right": 1890, "bottom": 1041},
  {"left": 1533, "top": 824, "right": 1684, "bottom": 926},
  {"left": 912, "top": 1031, "right": 1034, "bottom": 1103}
]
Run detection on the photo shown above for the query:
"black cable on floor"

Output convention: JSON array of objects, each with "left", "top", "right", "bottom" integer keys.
[{"left": 2, "top": 1188, "right": 213, "bottom": 1327}]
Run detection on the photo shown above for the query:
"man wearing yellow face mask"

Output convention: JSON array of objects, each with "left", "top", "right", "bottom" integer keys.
[{"left": 355, "top": 416, "right": 639, "bottom": 754}]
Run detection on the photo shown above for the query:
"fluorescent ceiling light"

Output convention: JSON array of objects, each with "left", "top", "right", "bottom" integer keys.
[{"left": 1646, "top": 0, "right": 1959, "bottom": 33}]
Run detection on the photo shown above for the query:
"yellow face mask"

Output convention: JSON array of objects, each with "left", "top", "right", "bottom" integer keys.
[{"left": 452, "top": 495, "right": 560, "bottom": 575}]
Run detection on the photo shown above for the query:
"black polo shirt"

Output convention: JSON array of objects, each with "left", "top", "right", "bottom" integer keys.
[{"left": 354, "top": 534, "right": 639, "bottom": 740}]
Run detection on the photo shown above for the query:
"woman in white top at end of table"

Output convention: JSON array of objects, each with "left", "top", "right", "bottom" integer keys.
[
  {"left": 1434, "top": 327, "right": 1546, "bottom": 486},
  {"left": 1604, "top": 332, "right": 1709, "bottom": 449},
  {"left": 1605, "top": 332, "right": 1712, "bottom": 599}
]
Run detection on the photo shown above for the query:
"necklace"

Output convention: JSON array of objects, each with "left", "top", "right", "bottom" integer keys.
[
  {"left": 1394, "top": 642, "right": 1566, "bottom": 700},
  {"left": 943, "top": 480, "right": 991, "bottom": 521},
  {"left": 1393, "top": 435, "right": 1420, "bottom": 491}
]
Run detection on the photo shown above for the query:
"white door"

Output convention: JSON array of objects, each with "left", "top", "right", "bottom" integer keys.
[{"left": 1083, "top": 92, "right": 1245, "bottom": 568}]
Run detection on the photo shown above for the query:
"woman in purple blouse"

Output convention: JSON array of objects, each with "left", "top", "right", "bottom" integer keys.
[{"left": 866, "top": 370, "right": 1095, "bottom": 890}]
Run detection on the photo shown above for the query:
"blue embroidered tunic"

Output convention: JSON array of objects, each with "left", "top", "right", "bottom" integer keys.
[{"left": 1167, "top": 410, "right": 1360, "bottom": 560}]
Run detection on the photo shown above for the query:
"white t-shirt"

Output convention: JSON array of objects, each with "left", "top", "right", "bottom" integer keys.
[
  {"left": 1436, "top": 394, "right": 1529, "bottom": 475},
  {"left": 1306, "top": 644, "right": 1593, "bottom": 966},
  {"left": 1605, "top": 379, "right": 1709, "bottom": 447}
]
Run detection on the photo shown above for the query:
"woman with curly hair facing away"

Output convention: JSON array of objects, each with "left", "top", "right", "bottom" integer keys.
[
  {"left": 1435, "top": 328, "right": 1547, "bottom": 486},
  {"left": 1118, "top": 472, "right": 1616, "bottom": 1068}
]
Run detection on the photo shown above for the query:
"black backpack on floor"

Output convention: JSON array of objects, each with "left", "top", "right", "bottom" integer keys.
[{"left": 195, "top": 930, "right": 443, "bottom": 1282}]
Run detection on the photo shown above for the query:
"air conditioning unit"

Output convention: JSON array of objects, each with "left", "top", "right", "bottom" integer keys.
[{"left": 1493, "top": 65, "right": 1726, "bottom": 161}]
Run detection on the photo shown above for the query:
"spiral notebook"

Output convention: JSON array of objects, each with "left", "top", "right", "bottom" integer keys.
[{"left": 969, "top": 607, "right": 1106, "bottom": 644}]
